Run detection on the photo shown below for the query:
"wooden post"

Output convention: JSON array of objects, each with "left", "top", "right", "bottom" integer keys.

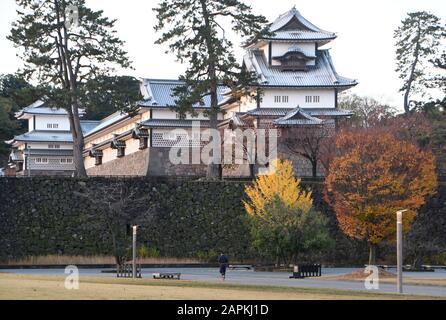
[
  {"left": 132, "top": 225, "right": 137, "bottom": 279},
  {"left": 397, "top": 210, "right": 407, "bottom": 293}
]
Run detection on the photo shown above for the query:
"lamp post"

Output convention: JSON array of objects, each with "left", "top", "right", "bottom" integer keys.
[
  {"left": 396, "top": 209, "right": 408, "bottom": 294},
  {"left": 132, "top": 225, "right": 137, "bottom": 279}
]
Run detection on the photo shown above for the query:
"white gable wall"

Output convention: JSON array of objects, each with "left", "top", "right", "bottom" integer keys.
[
  {"left": 271, "top": 42, "right": 316, "bottom": 66},
  {"left": 262, "top": 88, "right": 335, "bottom": 108},
  {"left": 28, "top": 142, "right": 73, "bottom": 150},
  {"left": 259, "top": 42, "right": 317, "bottom": 67},
  {"left": 34, "top": 115, "right": 71, "bottom": 131},
  {"left": 28, "top": 117, "right": 34, "bottom": 132}
]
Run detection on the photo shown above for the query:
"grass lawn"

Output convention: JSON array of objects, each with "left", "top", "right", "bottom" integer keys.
[
  {"left": 0, "top": 273, "right": 443, "bottom": 300},
  {"left": 320, "top": 269, "right": 446, "bottom": 287},
  {"left": 321, "top": 276, "right": 446, "bottom": 287}
]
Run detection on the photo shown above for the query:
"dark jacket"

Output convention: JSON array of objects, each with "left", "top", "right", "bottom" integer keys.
[{"left": 218, "top": 254, "right": 228, "bottom": 264}]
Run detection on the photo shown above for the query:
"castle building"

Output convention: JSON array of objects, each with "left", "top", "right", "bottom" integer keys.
[
  {"left": 6, "top": 100, "right": 99, "bottom": 176},
  {"left": 6, "top": 7, "right": 357, "bottom": 178},
  {"left": 82, "top": 7, "right": 357, "bottom": 177}
]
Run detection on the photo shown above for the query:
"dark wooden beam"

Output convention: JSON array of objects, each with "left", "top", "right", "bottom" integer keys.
[
  {"left": 335, "top": 89, "right": 338, "bottom": 109},
  {"left": 268, "top": 41, "right": 272, "bottom": 66}
]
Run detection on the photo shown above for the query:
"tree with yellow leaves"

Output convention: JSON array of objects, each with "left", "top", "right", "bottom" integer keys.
[
  {"left": 244, "top": 159, "right": 332, "bottom": 265},
  {"left": 324, "top": 129, "right": 437, "bottom": 265}
]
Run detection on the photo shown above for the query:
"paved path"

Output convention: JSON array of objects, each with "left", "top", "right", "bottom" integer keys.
[{"left": 2, "top": 267, "right": 445, "bottom": 297}]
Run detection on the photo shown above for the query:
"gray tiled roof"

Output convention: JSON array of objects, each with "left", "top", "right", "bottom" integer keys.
[
  {"left": 246, "top": 108, "right": 353, "bottom": 117},
  {"left": 18, "top": 107, "right": 68, "bottom": 117},
  {"left": 267, "top": 7, "right": 336, "bottom": 42},
  {"left": 275, "top": 119, "right": 322, "bottom": 126},
  {"left": 140, "top": 119, "right": 210, "bottom": 128},
  {"left": 274, "top": 107, "right": 323, "bottom": 127},
  {"left": 80, "top": 121, "right": 100, "bottom": 134},
  {"left": 244, "top": 49, "right": 357, "bottom": 88},
  {"left": 138, "top": 79, "right": 228, "bottom": 108},
  {"left": 13, "top": 131, "right": 73, "bottom": 143},
  {"left": 28, "top": 149, "right": 74, "bottom": 156},
  {"left": 83, "top": 112, "right": 130, "bottom": 137},
  {"left": 16, "top": 100, "right": 86, "bottom": 118},
  {"left": 266, "top": 30, "right": 336, "bottom": 42}
]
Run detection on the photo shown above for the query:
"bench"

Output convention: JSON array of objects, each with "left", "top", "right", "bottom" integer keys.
[
  {"left": 153, "top": 272, "right": 181, "bottom": 280},
  {"left": 290, "top": 264, "right": 322, "bottom": 279},
  {"left": 228, "top": 265, "right": 253, "bottom": 270},
  {"left": 116, "top": 262, "right": 142, "bottom": 278}
]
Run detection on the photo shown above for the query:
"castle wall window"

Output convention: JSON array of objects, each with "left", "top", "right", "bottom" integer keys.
[
  {"left": 35, "top": 158, "right": 48, "bottom": 164},
  {"left": 117, "top": 147, "right": 125, "bottom": 158},
  {"left": 60, "top": 158, "right": 73, "bottom": 164},
  {"left": 274, "top": 96, "right": 289, "bottom": 103},
  {"left": 47, "top": 123, "right": 59, "bottom": 129},
  {"left": 48, "top": 144, "right": 61, "bottom": 149},
  {"left": 139, "top": 137, "right": 148, "bottom": 150},
  {"left": 305, "top": 96, "right": 320, "bottom": 103},
  {"left": 95, "top": 156, "right": 103, "bottom": 166}
]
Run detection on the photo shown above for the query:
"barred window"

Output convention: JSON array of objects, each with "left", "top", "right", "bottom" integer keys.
[
  {"left": 35, "top": 158, "right": 48, "bottom": 164},
  {"left": 60, "top": 158, "right": 73, "bottom": 164},
  {"left": 306, "top": 95, "right": 320, "bottom": 103}
]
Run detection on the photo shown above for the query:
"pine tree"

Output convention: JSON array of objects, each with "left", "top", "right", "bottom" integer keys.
[
  {"left": 394, "top": 11, "right": 445, "bottom": 113},
  {"left": 154, "top": 0, "right": 270, "bottom": 178},
  {"left": 8, "top": 0, "right": 138, "bottom": 176}
]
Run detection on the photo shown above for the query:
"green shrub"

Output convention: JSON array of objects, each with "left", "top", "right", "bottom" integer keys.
[
  {"left": 196, "top": 249, "right": 218, "bottom": 262},
  {"left": 138, "top": 245, "right": 160, "bottom": 258}
]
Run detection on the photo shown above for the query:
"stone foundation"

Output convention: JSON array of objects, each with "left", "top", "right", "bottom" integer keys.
[
  {"left": 86, "top": 143, "right": 324, "bottom": 178},
  {"left": 86, "top": 147, "right": 208, "bottom": 177},
  {"left": 147, "top": 147, "right": 207, "bottom": 176},
  {"left": 87, "top": 149, "right": 149, "bottom": 176}
]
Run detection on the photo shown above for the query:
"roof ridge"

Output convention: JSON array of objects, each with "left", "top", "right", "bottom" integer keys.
[
  {"left": 320, "top": 50, "right": 339, "bottom": 84},
  {"left": 143, "top": 78, "right": 184, "bottom": 83}
]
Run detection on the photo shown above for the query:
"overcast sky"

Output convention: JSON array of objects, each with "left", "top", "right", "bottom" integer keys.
[{"left": 0, "top": 0, "right": 445, "bottom": 111}]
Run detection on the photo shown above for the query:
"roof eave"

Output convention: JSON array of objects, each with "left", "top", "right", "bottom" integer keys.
[{"left": 261, "top": 35, "right": 337, "bottom": 42}]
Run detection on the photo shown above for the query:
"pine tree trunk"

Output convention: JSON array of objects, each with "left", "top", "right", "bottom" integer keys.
[
  {"left": 69, "top": 104, "right": 87, "bottom": 177},
  {"left": 200, "top": 0, "right": 221, "bottom": 180},
  {"left": 207, "top": 111, "right": 221, "bottom": 179},
  {"left": 72, "top": 134, "right": 87, "bottom": 177},
  {"left": 403, "top": 28, "right": 421, "bottom": 114},
  {"left": 368, "top": 243, "right": 377, "bottom": 266}
]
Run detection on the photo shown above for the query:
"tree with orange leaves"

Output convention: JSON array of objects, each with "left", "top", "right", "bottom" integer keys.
[{"left": 324, "top": 129, "right": 437, "bottom": 265}]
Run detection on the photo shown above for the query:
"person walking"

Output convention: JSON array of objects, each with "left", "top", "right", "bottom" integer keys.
[{"left": 218, "top": 252, "right": 228, "bottom": 281}]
